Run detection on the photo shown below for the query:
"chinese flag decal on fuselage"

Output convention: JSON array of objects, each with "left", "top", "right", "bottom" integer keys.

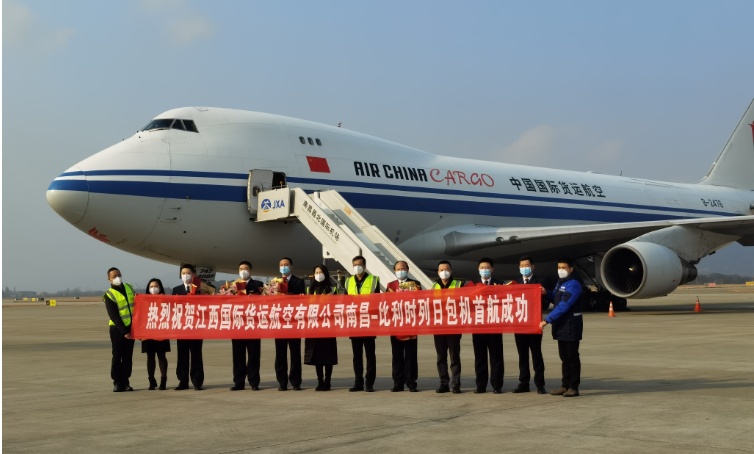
[{"left": 307, "top": 156, "right": 331, "bottom": 173}]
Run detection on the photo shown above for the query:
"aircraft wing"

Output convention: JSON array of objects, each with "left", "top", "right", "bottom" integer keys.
[{"left": 439, "top": 215, "right": 754, "bottom": 260}]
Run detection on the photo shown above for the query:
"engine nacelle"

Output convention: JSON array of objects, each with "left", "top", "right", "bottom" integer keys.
[{"left": 600, "top": 242, "right": 697, "bottom": 299}]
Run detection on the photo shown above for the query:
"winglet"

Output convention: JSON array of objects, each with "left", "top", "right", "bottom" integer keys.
[{"left": 698, "top": 99, "right": 754, "bottom": 190}]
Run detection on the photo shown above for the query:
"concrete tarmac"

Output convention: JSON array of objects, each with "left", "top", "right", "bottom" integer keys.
[{"left": 3, "top": 286, "right": 754, "bottom": 453}]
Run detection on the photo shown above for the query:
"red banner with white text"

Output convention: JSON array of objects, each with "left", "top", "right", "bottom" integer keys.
[{"left": 131, "top": 285, "right": 542, "bottom": 339}]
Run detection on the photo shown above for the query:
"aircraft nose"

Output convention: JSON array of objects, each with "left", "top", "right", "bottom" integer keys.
[{"left": 46, "top": 166, "right": 89, "bottom": 225}]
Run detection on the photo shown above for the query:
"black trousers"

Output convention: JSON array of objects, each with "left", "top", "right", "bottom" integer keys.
[
  {"left": 176, "top": 339, "right": 204, "bottom": 388},
  {"left": 514, "top": 333, "right": 545, "bottom": 388},
  {"left": 315, "top": 364, "right": 333, "bottom": 381},
  {"left": 274, "top": 338, "right": 302, "bottom": 388},
  {"left": 109, "top": 326, "right": 135, "bottom": 387},
  {"left": 350, "top": 337, "right": 376, "bottom": 387},
  {"left": 434, "top": 334, "right": 462, "bottom": 387},
  {"left": 390, "top": 336, "right": 418, "bottom": 389},
  {"left": 232, "top": 339, "right": 261, "bottom": 388},
  {"left": 557, "top": 340, "right": 581, "bottom": 390},
  {"left": 472, "top": 333, "right": 504, "bottom": 390}
]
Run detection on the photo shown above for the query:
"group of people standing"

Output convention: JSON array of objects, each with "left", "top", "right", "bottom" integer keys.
[{"left": 103, "top": 254, "right": 583, "bottom": 398}]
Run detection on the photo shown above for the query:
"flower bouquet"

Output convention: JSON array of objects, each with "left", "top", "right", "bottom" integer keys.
[
  {"left": 219, "top": 279, "right": 247, "bottom": 296},
  {"left": 261, "top": 277, "right": 288, "bottom": 295}
]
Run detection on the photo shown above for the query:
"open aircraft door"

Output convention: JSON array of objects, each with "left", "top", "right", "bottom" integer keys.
[{"left": 248, "top": 170, "right": 287, "bottom": 217}]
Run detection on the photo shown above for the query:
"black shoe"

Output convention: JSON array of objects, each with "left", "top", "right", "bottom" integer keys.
[
  {"left": 230, "top": 385, "right": 244, "bottom": 391},
  {"left": 473, "top": 387, "right": 486, "bottom": 394},
  {"left": 278, "top": 386, "right": 289, "bottom": 391},
  {"left": 349, "top": 385, "right": 364, "bottom": 392},
  {"left": 292, "top": 386, "right": 302, "bottom": 391},
  {"left": 174, "top": 383, "right": 189, "bottom": 391},
  {"left": 125, "top": 386, "right": 134, "bottom": 391},
  {"left": 159, "top": 377, "right": 167, "bottom": 390},
  {"left": 435, "top": 385, "right": 450, "bottom": 394},
  {"left": 251, "top": 385, "right": 260, "bottom": 391},
  {"left": 391, "top": 386, "right": 405, "bottom": 392},
  {"left": 322, "top": 382, "right": 331, "bottom": 391},
  {"left": 148, "top": 377, "right": 158, "bottom": 390},
  {"left": 409, "top": 387, "right": 418, "bottom": 392},
  {"left": 194, "top": 386, "right": 203, "bottom": 391},
  {"left": 113, "top": 385, "right": 125, "bottom": 392},
  {"left": 493, "top": 388, "right": 503, "bottom": 394},
  {"left": 512, "top": 385, "right": 530, "bottom": 393},
  {"left": 537, "top": 387, "right": 547, "bottom": 394},
  {"left": 315, "top": 381, "right": 324, "bottom": 391},
  {"left": 452, "top": 386, "right": 462, "bottom": 394},
  {"left": 365, "top": 385, "right": 375, "bottom": 392}
]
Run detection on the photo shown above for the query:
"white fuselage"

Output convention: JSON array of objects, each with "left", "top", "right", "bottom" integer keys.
[{"left": 46, "top": 107, "right": 751, "bottom": 278}]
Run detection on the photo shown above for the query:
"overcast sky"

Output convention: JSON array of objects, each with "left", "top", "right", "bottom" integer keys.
[{"left": 3, "top": 0, "right": 754, "bottom": 293}]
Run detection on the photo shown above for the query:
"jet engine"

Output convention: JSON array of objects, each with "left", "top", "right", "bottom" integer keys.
[{"left": 600, "top": 242, "right": 697, "bottom": 299}]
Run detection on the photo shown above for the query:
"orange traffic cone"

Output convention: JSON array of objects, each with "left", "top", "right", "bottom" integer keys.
[
  {"left": 608, "top": 301, "right": 615, "bottom": 317},
  {"left": 694, "top": 297, "right": 703, "bottom": 313}
]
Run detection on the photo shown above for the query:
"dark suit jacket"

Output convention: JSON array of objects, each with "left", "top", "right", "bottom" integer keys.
[
  {"left": 244, "top": 279, "right": 264, "bottom": 295},
  {"left": 171, "top": 284, "right": 201, "bottom": 295},
  {"left": 517, "top": 275, "right": 551, "bottom": 308},
  {"left": 285, "top": 275, "right": 306, "bottom": 295}
]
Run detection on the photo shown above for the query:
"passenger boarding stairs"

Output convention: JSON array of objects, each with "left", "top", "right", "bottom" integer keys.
[{"left": 254, "top": 187, "right": 433, "bottom": 291}]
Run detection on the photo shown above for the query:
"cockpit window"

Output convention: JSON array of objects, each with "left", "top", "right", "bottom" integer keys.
[
  {"left": 183, "top": 120, "right": 198, "bottom": 132},
  {"left": 141, "top": 118, "right": 199, "bottom": 133},
  {"left": 141, "top": 119, "right": 173, "bottom": 131}
]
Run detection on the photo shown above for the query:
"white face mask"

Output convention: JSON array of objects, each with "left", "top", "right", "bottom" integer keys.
[
  {"left": 240, "top": 270, "right": 251, "bottom": 280},
  {"left": 557, "top": 269, "right": 570, "bottom": 279},
  {"left": 181, "top": 274, "right": 193, "bottom": 284},
  {"left": 149, "top": 286, "right": 160, "bottom": 295},
  {"left": 280, "top": 266, "right": 291, "bottom": 275},
  {"left": 520, "top": 267, "right": 532, "bottom": 276},
  {"left": 479, "top": 269, "right": 491, "bottom": 279},
  {"left": 438, "top": 270, "right": 451, "bottom": 280},
  {"left": 112, "top": 276, "right": 122, "bottom": 286},
  {"left": 353, "top": 265, "right": 364, "bottom": 275},
  {"left": 395, "top": 270, "right": 408, "bottom": 280},
  {"left": 314, "top": 273, "right": 325, "bottom": 282}
]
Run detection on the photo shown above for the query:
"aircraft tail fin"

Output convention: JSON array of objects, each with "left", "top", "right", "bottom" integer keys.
[{"left": 698, "top": 99, "right": 754, "bottom": 190}]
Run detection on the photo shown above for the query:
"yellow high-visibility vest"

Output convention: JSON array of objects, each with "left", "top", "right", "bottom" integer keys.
[
  {"left": 346, "top": 274, "right": 379, "bottom": 295},
  {"left": 432, "top": 280, "right": 464, "bottom": 289},
  {"left": 104, "top": 284, "right": 135, "bottom": 327}
]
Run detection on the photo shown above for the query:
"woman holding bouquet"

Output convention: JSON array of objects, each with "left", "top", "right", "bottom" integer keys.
[
  {"left": 142, "top": 278, "right": 170, "bottom": 390},
  {"left": 304, "top": 264, "right": 338, "bottom": 391}
]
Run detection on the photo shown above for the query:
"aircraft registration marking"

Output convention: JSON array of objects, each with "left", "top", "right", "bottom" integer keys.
[{"left": 701, "top": 199, "right": 724, "bottom": 208}]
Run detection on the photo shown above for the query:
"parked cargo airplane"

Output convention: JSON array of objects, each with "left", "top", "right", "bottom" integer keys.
[{"left": 47, "top": 101, "right": 754, "bottom": 305}]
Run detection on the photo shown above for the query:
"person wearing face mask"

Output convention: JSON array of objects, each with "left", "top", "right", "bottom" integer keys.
[
  {"left": 274, "top": 257, "right": 306, "bottom": 391},
  {"left": 539, "top": 257, "right": 583, "bottom": 398},
  {"left": 103, "top": 267, "right": 136, "bottom": 392},
  {"left": 386, "top": 261, "right": 421, "bottom": 392},
  {"left": 230, "top": 261, "right": 264, "bottom": 391},
  {"left": 472, "top": 257, "right": 505, "bottom": 394},
  {"left": 141, "top": 278, "right": 171, "bottom": 390},
  {"left": 304, "top": 264, "right": 338, "bottom": 391},
  {"left": 345, "top": 255, "right": 380, "bottom": 392},
  {"left": 171, "top": 264, "right": 205, "bottom": 391},
  {"left": 432, "top": 260, "right": 472, "bottom": 394},
  {"left": 512, "top": 256, "right": 547, "bottom": 395}
]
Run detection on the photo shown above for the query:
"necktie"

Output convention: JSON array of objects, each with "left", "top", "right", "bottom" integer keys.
[{"left": 282, "top": 276, "right": 288, "bottom": 283}]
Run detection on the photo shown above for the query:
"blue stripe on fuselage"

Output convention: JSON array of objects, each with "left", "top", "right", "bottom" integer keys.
[{"left": 47, "top": 170, "right": 734, "bottom": 218}]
